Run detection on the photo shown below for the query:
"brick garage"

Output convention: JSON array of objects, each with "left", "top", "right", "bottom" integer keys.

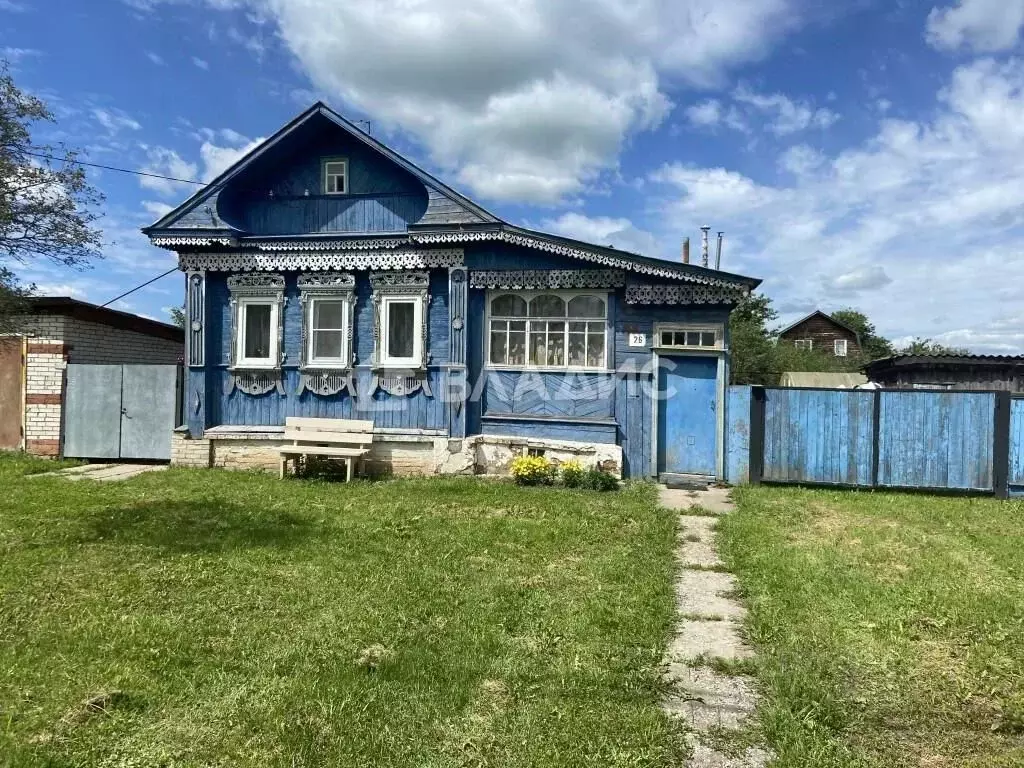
[{"left": 0, "top": 298, "right": 184, "bottom": 457}]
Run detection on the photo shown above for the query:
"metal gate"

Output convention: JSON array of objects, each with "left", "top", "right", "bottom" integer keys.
[{"left": 64, "top": 365, "right": 180, "bottom": 460}]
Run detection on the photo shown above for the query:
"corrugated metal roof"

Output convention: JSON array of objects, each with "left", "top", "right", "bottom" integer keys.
[{"left": 779, "top": 371, "right": 869, "bottom": 388}]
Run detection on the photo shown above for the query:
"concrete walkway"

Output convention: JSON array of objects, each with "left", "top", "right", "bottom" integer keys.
[
  {"left": 659, "top": 486, "right": 771, "bottom": 768},
  {"left": 34, "top": 463, "right": 168, "bottom": 482}
]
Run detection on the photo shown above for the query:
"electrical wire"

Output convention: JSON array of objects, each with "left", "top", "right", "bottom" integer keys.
[
  {"left": 100, "top": 267, "right": 178, "bottom": 308},
  {"left": 21, "top": 149, "right": 208, "bottom": 187}
]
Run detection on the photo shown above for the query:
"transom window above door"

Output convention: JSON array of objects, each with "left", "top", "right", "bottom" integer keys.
[
  {"left": 654, "top": 323, "right": 724, "bottom": 351},
  {"left": 488, "top": 290, "right": 608, "bottom": 370}
]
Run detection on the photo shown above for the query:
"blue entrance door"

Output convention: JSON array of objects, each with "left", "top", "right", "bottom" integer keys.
[{"left": 657, "top": 356, "right": 718, "bottom": 477}]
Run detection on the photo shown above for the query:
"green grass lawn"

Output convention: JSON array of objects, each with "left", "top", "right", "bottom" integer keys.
[
  {"left": 720, "top": 486, "right": 1024, "bottom": 768},
  {"left": 0, "top": 454, "right": 681, "bottom": 767}
]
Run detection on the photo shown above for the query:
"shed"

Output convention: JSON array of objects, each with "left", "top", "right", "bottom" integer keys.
[
  {"left": 0, "top": 298, "right": 184, "bottom": 456},
  {"left": 864, "top": 354, "right": 1024, "bottom": 392}
]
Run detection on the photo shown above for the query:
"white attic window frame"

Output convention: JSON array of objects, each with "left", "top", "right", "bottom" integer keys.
[
  {"left": 322, "top": 158, "right": 348, "bottom": 195},
  {"left": 834, "top": 338, "right": 848, "bottom": 357}
]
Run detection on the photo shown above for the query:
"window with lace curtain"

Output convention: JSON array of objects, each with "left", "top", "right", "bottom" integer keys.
[{"left": 488, "top": 291, "right": 608, "bottom": 370}]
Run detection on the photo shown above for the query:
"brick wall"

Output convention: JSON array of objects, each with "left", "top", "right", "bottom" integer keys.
[
  {"left": 64, "top": 317, "right": 183, "bottom": 365},
  {"left": 171, "top": 431, "right": 212, "bottom": 467}
]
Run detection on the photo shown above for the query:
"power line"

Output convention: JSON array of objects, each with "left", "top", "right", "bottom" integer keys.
[
  {"left": 21, "top": 149, "right": 207, "bottom": 187},
  {"left": 100, "top": 267, "right": 179, "bottom": 308}
]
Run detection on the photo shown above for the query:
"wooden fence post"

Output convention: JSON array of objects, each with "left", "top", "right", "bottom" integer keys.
[
  {"left": 871, "top": 389, "right": 882, "bottom": 488},
  {"left": 748, "top": 385, "right": 765, "bottom": 485},
  {"left": 993, "top": 390, "right": 1011, "bottom": 500}
]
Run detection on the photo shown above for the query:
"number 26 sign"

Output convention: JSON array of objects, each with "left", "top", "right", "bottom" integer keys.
[{"left": 628, "top": 333, "right": 646, "bottom": 348}]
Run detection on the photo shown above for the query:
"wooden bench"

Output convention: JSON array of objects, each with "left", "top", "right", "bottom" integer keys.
[{"left": 278, "top": 417, "right": 374, "bottom": 480}]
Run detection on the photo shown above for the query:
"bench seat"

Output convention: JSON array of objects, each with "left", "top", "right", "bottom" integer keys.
[{"left": 277, "top": 417, "right": 374, "bottom": 480}]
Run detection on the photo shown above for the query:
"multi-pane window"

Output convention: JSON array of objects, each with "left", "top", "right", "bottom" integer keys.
[
  {"left": 323, "top": 159, "right": 348, "bottom": 194},
  {"left": 834, "top": 338, "right": 848, "bottom": 357},
  {"left": 308, "top": 298, "right": 348, "bottom": 366},
  {"left": 489, "top": 291, "right": 607, "bottom": 369},
  {"left": 237, "top": 299, "right": 278, "bottom": 367},
  {"left": 381, "top": 297, "right": 422, "bottom": 366},
  {"left": 794, "top": 338, "right": 813, "bottom": 350},
  {"left": 656, "top": 325, "right": 722, "bottom": 350}
]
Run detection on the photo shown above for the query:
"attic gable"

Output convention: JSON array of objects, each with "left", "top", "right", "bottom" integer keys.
[{"left": 144, "top": 102, "right": 498, "bottom": 237}]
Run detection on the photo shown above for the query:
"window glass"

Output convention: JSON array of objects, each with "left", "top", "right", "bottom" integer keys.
[
  {"left": 491, "top": 294, "right": 528, "bottom": 317},
  {"left": 567, "top": 295, "right": 605, "bottom": 318},
  {"left": 528, "top": 294, "right": 565, "bottom": 317},
  {"left": 387, "top": 301, "right": 415, "bottom": 359},
  {"left": 243, "top": 304, "right": 272, "bottom": 359},
  {"left": 700, "top": 331, "right": 717, "bottom": 347},
  {"left": 311, "top": 299, "right": 346, "bottom": 361},
  {"left": 508, "top": 320, "right": 527, "bottom": 365},
  {"left": 324, "top": 160, "right": 347, "bottom": 194}
]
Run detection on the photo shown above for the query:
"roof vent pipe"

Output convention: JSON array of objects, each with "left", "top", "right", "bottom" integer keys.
[
  {"left": 682, "top": 237, "right": 690, "bottom": 264},
  {"left": 715, "top": 232, "right": 724, "bottom": 270},
  {"left": 700, "top": 225, "right": 711, "bottom": 267}
]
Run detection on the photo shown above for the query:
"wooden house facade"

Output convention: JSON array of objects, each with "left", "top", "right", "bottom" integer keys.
[
  {"left": 865, "top": 355, "right": 1024, "bottom": 392},
  {"left": 778, "top": 310, "right": 861, "bottom": 358},
  {"left": 147, "top": 103, "right": 760, "bottom": 480}
]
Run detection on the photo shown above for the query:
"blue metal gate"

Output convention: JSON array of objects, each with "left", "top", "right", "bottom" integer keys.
[{"left": 64, "top": 365, "right": 180, "bottom": 460}]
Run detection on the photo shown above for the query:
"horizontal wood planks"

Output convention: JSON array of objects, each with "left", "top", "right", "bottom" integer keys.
[
  {"left": 763, "top": 388, "right": 874, "bottom": 486},
  {"left": 878, "top": 391, "right": 994, "bottom": 491},
  {"left": 480, "top": 417, "right": 617, "bottom": 444}
]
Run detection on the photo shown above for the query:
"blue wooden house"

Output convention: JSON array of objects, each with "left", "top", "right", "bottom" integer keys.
[{"left": 147, "top": 103, "right": 760, "bottom": 479}]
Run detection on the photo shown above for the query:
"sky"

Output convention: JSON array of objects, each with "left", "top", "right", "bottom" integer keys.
[{"left": 3, "top": 0, "right": 1024, "bottom": 351}]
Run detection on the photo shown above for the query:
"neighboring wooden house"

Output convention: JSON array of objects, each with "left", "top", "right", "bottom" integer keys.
[
  {"left": 145, "top": 102, "right": 760, "bottom": 480},
  {"left": 0, "top": 298, "right": 183, "bottom": 457},
  {"left": 865, "top": 355, "right": 1024, "bottom": 392},
  {"left": 778, "top": 310, "right": 861, "bottom": 358}
]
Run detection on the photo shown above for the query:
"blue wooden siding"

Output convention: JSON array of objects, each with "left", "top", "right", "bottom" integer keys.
[
  {"left": 878, "top": 391, "right": 994, "bottom": 491},
  {"left": 763, "top": 388, "right": 875, "bottom": 486},
  {"left": 482, "top": 371, "right": 616, "bottom": 419},
  {"left": 210, "top": 368, "right": 450, "bottom": 429},
  {"left": 480, "top": 417, "right": 617, "bottom": 443},
  {"left": 216, "top": 118, "right": 428, "bottom": 234},
  {"left": 725, "top": 385, "right": 750, "bottom": 484},
  {"left": 616, "top": 373, "right": 652, "bottom": 477}
]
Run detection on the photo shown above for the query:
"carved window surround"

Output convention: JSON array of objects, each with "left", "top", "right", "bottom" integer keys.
[
  {"left": 297, "top": 271, "right": 357, "bottom": 397},
  {"left": 369, "top": 271, "right": 431, "bottom": 396},
  {"left": 226, "top": 273, "right": 287, "bottom": 397}
]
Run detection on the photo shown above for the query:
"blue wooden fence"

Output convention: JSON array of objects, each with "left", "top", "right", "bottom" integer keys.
[{"left": 727, "top": 386, "right": 1016, "bottom": 497}]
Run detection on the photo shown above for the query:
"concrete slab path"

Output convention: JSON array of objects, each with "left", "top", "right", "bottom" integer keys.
[
  {"left": 34, "top": 463, "right": 167, "bottom": 482},
  {"left": 660, "top": 485, "right": 771, "bottom": 768}
]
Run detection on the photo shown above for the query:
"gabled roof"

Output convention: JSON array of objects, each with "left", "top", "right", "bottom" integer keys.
[
  {"left": 28, "top": 297, "right": 184, "bottom": 343},
  {"left": 143, "top": 101, "right": 499, "bottom": 234},
  {"left": 778, "top": 310, "right": 861, "bottom": 339}
]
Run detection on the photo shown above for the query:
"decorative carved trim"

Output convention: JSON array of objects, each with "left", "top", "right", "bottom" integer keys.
[
  {"left": 153, "top": 236, "right": 236, "bottom": 247},
  {"left": 227, "top": 273, "right": 287, "bottom": 368},
  {"left": 252, "top": 237, "right": 408, "bottom": 251},
  {"left": 298, "top": 272, "right": 356, "bottom": 369},
  {"left": 186, "top": 271, "right": 205, "bottom": 367},
  {"left": 177, "top": 249, "right": 464, "bottom": 273},
  {"left": 371, "top": 371, "right": 433, "bottom": 397},
  {"left": 225, "top": 370, "right": 286, "bottom": 396},
  {"left": 469, "top": 269, "right": 625, "bottom": 290},
  {"left": 370, "top": 271, "right": 431, "bottom": 372},
  {"left": 624, "top": 283, "right": 745, "bottom": 305},
  {"left": 449, "top": 267, "right": 468, "bottom": 367},
  {"left": 297, "top": 369, "right": 357, "bottom": 397}
]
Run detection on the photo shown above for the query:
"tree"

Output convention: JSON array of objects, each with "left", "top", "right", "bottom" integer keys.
[
  {"left": 897, "top": 337, "right": 970, "bottom": 356},
  {"left": 830, "top": 308, "right": 894, "bottom": 361},
  {"left": 728, "top": 293, "right": 780, "bottom": 386},
  {"left": 1, "top": 61, "right": 103, "bottom": 328},
  {"left": 169, "top": 306, "right": 185, "bottom": 328}
]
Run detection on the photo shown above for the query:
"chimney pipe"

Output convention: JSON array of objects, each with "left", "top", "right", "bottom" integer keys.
[
  {"left": 700, "top": 225, "right": 711, "bottom": 268},
  {"left": 682, "top": 237, "right": 690, "bottom": 264},
  {"left": 715, "top": 232, "right": 724, "bottom": 270}
]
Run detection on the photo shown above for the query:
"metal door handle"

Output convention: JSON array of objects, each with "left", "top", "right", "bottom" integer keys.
[{"left": 121, "top": 407, "right": 130, "bottom": 418}]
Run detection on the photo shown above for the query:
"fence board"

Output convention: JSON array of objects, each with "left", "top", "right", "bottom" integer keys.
[
  {"left": 1009, "top": 398, "right": 1024, "bottom": 487},
  {"left": 762, "top": 389, "right": 874, "bottom": 486},
  {"left": 877, "top": 391, "right": 994, "bottom": 491}
]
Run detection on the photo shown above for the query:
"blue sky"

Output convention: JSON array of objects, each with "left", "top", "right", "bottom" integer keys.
[{"left": 4, "top": 0, "right": 1024, "bottom": 351}]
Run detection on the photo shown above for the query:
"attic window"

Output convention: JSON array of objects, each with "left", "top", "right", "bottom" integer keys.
[
  {"left": 323, "top": 159, "right": 348, "bottom": 194},
  {"left": 794, "top": 339, "right": 813, "bottom": 350}
]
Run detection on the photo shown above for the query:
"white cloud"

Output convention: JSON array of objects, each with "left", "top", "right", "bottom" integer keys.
[
  {"left": 926, "top": 0, "right": 1024, "bottom": 52},
  {"left": 131, "top": 0, "right": 805, "bottom": 203},
  {"left": 93, "top": 107, "right": 142, "bottom": 133},
  {"left": 650, "top": 57, "right": 1024, "bottom": 352},
  {"left": 732, "top": 85, "right": 840, "bottom": 135},
  {"left": 198, "top": 136, "right": 263, "bottom": 180},
  {"left": 542, "top": 212, "right": 660, "bottom": 255},
  {"left": 138, "top": 147, "right": 199, "bottom": 196},
  {"left": 1, "top": 46, "right": 40, "bottom": 63},
  {"left": 686, "top": 100, "right": 723, "bottom": 127},
  {"left": 192, "top": 56, "right": 210, "bottom": 70},
  {"left": 30, "top": 282, "right": 89, "bottom": 299},
  {"left": 0, "top": 0, "right": 26, "bottom": 11},
  {"left": 146, "top": 51, "right": 165, "bottom": 65},
  {"left": 141, "top": 200, "right": 173, "bottom": 219}
]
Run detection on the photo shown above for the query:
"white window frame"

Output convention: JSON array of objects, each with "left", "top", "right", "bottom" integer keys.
[
  {"left": 485, "top": 289, "right": 610, "bottom": 372},
  {"left": 322, "top": 158, "right": 348, "bottom": 195},
  {"left": 653, "top": 323, "right": 724, "bottom": 351},
  {"left": 380, "top": 295, "right": 424, "bottom": 368},
  {"left": 794, "top": 338, "right": 813, "bottom": 351},
  {"left": 236, "top": 297, "right": 280, "bottom": 369},
  {"left": 834, "top": 338, "right": 848, "bottom": 357},
  {"left": 307, "top": 297, "right": 350, "bottom": 368}
]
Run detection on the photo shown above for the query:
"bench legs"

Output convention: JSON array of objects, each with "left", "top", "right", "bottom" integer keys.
[{"left": 279, "top": 453, "right": 360, "bottom": 481}]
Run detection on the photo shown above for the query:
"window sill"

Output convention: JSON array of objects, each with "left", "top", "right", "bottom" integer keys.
[
  {"left": 303, "top": 363, "right": 351, "bottom": 371},
  {"left": 230, "top": 364, "right": 280, "bottom": 372},
  {"left": 375, "top": 363, "right": 426, "bottom": 372}
]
